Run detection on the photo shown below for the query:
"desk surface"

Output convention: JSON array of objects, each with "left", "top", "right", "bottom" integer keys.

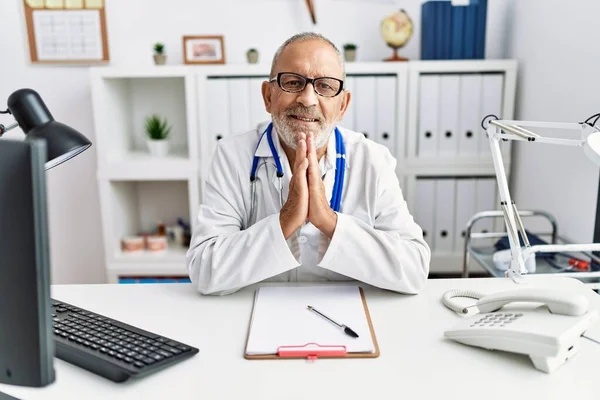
[{"left": 2, "top": 276, "right": 600, "bottom": 400}]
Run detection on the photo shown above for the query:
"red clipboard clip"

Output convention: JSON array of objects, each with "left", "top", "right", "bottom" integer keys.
[{"left": 277, "top": 343, "right": 347, "bottom": 360}]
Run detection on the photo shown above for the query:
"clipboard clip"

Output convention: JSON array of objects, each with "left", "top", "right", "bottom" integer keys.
[{"left": 277, "top": 343, "right": 347, "bottom": 360}]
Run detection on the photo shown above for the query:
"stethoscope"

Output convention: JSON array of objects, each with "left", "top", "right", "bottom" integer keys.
[{"left": 248, "top": 122, "right": 346, "bottom": 226}]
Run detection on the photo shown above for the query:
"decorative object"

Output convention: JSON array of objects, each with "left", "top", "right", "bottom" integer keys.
[
  {"left": 380, "top": 9, "right": 413, "bottom": 62},
  {"left": 153, "top": 42, "right": 166, "bottom": 65},
  {"left": 22, "top": 0, "right": 109, "bottom": 64},
  {"left": 246, "top": 48, "right": 259, "bottom": 64},
  {"left": 343, "top": 44, "right": 357, "bottom": 62},
  {"left": 144, "top": 114, "right": 171, "bottom": 157},
  {"left": 183, "top": 35, "right": 225, "bottom": 64},
  {"left": 121, "top": 236, "right": 144, "bottom": 253},
  {"left": 305, "top": 0, "right": 316, "bottom": 24},
  {"left": 146, "top": 235, "right": 168, "bottom": 252}
]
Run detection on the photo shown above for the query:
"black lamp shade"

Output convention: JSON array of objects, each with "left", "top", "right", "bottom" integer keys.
[{"left": 7, "top": 89, "right": 91, "bottom": 169}]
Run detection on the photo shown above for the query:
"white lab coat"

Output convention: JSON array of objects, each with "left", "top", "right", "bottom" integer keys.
[{"left": 186, "top": 122, "right": 431, "bottom": 295}]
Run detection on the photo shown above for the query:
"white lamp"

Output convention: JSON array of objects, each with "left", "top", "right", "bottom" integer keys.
[{"left": 484, "top": 114, "right": 600, "bottom": 282}]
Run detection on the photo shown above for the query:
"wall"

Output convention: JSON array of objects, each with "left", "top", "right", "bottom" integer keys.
[
  {"left": 506, "top": 0, "right": 600, "bottom": 243},
  {"left": 0, "top": 0, "right": 510, "bottom": 284}
]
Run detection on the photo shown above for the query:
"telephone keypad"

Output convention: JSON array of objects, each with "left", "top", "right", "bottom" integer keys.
[{"left": 470, "top": 312, "right": 524, "bottom": 328}]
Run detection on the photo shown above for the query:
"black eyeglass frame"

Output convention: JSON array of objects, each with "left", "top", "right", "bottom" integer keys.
[{"left": 269, "top": 72, "right": 345, "bottom": 97}]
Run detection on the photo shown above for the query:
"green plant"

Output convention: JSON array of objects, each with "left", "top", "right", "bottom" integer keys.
[
  {"left": 145, "top": 114, "right": 171, "bottom": 140},
  {"left": 343, "top": 43, "right": 357, "bottom": 50},
  {"left": 247, "top": 48, "right": 258, "bottom": 53},
  {"left": 153, "top": 42, "right": 165, "bottom": 55}
]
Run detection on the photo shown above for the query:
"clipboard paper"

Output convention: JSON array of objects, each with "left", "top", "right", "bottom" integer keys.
[{"left": 244, "top": 285, "right": 380, "bottom": 360}]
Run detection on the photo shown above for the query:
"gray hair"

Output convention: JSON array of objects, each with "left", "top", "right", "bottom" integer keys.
[{"left": 269, "top": 32, "right": 345, "bottom": 79}]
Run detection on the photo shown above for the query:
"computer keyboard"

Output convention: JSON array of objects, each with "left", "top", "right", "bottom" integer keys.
[{"left": 51, "top": 299, "right": 199, "bottom": 383}]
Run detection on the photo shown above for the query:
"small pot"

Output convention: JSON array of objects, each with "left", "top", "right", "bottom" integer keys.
[
  {"left": 153, "top": 54, "right": 167, "bottom": 65},
  {"left": 344, "top": 49, "right": 356, "bottom": 62},
  {"left": 147, "top": 139, "right": 169, "bottom": 157},
  {"left": 246, "top": 50, "right": 259, "bottom": 64}
]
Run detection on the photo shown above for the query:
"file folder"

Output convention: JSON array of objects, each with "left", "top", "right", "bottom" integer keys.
[{"left": 244, "top": 286, "right": 380, "bottom": 360}]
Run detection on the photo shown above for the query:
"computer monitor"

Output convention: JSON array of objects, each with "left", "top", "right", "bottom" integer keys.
[{"left": 0, "top": 138, "right": 55, "bottom": 387}]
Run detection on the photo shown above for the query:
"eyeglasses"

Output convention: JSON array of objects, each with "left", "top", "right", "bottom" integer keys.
[{"left": 269, "top": 72, "right": 344, "bottom": 97}]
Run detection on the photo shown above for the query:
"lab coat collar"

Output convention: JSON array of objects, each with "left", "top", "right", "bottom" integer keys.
[{"left": 254, "top": 123, "right": 348, "bottom": 170}]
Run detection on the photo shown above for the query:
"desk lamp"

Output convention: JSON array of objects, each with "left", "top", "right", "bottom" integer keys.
[
  {"left": 0, "top": 88, "right": 91, "bottom": 169},
  {"left": 484, "top": 114, "right": 600, "bottom": 282},
  {"left": 0, "top": 88, "right": 91, "bottom": 389}
]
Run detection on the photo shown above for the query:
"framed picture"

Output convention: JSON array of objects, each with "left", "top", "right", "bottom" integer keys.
[{"left": 183, "top": 35, "right": 225, "bottom": 65}]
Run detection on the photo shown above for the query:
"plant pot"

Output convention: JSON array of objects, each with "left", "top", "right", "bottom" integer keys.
[
  {"left": 147, "top": 139, "right": 169, "bottom": 157},
  {"left": 344, "top": 49, "right": 356, "bottom": 62},
  {"left": 246, "top": 51, "right": 259, "bottom": 64},
  {"left": 153, "top": 54, "right": 167, "bottom": 65}
]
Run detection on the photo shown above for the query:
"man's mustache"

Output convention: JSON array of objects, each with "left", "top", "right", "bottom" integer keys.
[{"left": 285, "top": 106, "right": 323, "bottom": 121}]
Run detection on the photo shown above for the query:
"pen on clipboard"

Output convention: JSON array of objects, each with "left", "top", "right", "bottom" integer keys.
[{"left": 307, "top": 305, "right": 359, "bottom": 338}]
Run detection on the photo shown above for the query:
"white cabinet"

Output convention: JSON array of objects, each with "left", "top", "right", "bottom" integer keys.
[{"left": 91, "top": 61, "right": 517, "bottom": 282}]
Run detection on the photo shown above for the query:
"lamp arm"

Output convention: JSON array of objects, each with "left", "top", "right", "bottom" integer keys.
[
  {"left": 487, "top": 123, "right": 529, "bottom": 280},
  {"left": 0, "top": 122, "right": 19, "bottom": 137}
]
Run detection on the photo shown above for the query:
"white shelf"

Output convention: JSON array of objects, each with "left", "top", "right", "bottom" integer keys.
[
  {"left": 112, "top": 246, "right": 188, "bottom": 265},
  {"left": 99, "top": 149, "right": 195, "bottom": 180},
  {"left": 406, "top": 158, "right": 511, "bottom": 176}
]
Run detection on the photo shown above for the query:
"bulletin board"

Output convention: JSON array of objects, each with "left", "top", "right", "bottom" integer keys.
[{"left": 23, "top": 0, "right": 109, "bottom": 64}]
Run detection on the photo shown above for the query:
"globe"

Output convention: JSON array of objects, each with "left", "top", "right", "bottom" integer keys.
[{"left": 380, "top": 9, "right": 413, "bottom": 62}]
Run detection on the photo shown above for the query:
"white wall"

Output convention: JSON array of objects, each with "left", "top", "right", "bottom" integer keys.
[
  {"left": 506, "top": 0, "right": 600, "bottom": 243},
  {"left": 0, "top": 0, "right": 511, "bottom": 284}
]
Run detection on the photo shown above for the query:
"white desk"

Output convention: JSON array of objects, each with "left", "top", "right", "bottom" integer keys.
[{"left": 2, "top": 276, "right": 600, "bottom": 400}]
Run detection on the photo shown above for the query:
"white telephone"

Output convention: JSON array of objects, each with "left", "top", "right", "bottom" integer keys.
[{"left": 442, "top": 287, "right": 598, "bottom": 373}]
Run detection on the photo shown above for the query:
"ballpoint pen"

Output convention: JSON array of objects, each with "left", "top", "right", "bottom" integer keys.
[{"left": 307, "top": 305, "right": 359, "bottom": 338}]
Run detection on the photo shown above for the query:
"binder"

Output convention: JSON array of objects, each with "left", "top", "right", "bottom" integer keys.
[
  {"left": 375, "top": 76, "right": 397, "bottom": 156},
  {"left": 228, "top": 78, "right": 251, "bottom": 135},
  {"left": 479, "top": 74, "right": 504, "bottom": 156},
  {"left": 450, "top": 5, "right": 466, "bottom": 59},
  {"left": 434, "top": 178, "right": 456, "bottom": 253},
  {"left": 354, "top": 76, "right": 376, "bottom": 140},
  {"left": 438, "top": 75, "right": 460, "bottom": 156},
  {"left": 475, "top": 178, "right": 497, "bottom": 245},
  {"left": 244, "top": 286, "right": 379, "bottom": 360},
  {"left": 454, "top": 178, "right": 477, "bottom": 252},
  {"left": 340, "top": 76, "right": 355, "bottom": 131},
  {"left": 414, "top": 178, "right": 436, "bottom": 250},
  {"left": 206, "top": 78, "right": 230, "bottom": 156},
  {"left": 417, "top": 75, "right": 440, "bottom": 157},
  {"left": 457, "top": 74, "right": 482, "bottom": 156}
]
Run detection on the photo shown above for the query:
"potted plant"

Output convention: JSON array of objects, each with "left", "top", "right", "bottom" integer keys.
[
  {"left": 246, "top": 48, "right": 259, "bottom": 64},
  {"left": 145, "top": 114, "right": 171, "bottom": 156},
  {"left": 343, "top": 43, "right": 357, "bottom": 62},
  {"left": 153, "top": 42, "right": 166, "bottom": 65}
]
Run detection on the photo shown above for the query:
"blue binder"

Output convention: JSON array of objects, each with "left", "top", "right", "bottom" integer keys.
[{"left": 450, "top": 6, "right": 465, "bottom": 59}]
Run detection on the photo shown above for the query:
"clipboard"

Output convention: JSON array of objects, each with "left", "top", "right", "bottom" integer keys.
[{"left": 244, "top": 286, "right": 380, "bottom": 360}]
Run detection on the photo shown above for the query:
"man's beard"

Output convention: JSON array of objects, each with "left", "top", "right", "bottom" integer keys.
[{"left": 272, "top": 106, "right": 335, "bottom": 149}]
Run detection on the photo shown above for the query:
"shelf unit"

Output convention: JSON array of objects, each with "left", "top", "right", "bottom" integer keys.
[{"left": 90, "top": 60, "right": 517, "bottom": 282}]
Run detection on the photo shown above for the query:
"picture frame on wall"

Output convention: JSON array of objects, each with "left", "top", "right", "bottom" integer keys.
[{"left": 183, "top": 35, "right": 225, "bottom": 64}]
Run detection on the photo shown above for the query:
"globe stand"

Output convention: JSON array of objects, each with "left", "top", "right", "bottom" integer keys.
[{"left": 384, "top": 46, "right": 408, "bottom": 62}]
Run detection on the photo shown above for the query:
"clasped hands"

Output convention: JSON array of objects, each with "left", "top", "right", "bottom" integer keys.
[{"left": 280, "top": 132, "right": 338, "bottom": 240}]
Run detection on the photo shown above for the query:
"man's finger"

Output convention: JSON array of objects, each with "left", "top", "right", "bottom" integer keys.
[
  {"left": 306, "top": 132, "right": 320, "bottom": 181},
  {"left": 295, "top": 136, "right": 307, "bottom": 171}
]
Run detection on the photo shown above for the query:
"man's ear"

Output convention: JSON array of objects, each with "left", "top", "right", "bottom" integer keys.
[
  {"left": 262, "top": 81, "right": 272, "bottom": 113},
  {"left": 337, "top": 90, "right": 351, "bottom": 121}
]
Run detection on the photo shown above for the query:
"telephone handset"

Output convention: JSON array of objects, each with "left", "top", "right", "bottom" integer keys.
[
  {"left": 442, "top": 287, "right": 598, "bottom": 373},
  {"left": 442, "top": 287, "right": 589, "bottom": 316}
]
